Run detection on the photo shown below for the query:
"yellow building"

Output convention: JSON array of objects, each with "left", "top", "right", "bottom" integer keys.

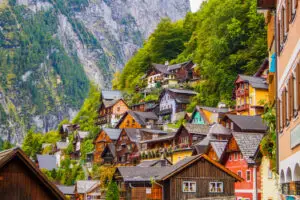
[
  {"left": 260, "top": 156, "right": 279, "bottom": 200},
  {"left": 234, "top": 71, "right": 269, "bottom": 116},
  {"left": 171, "top": 149, "right": 193, "bottom": 164}
]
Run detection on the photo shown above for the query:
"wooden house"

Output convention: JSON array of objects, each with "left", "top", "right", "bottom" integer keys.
[
  {"left": 158, "top": 88, "right": 197, "bottom": 123},
  {"left": 172, "top": 123, "right": 210, "bottom": 164},
  {"left": 59, "top": 124, "right": 79, "bottom": 142},
  {"left": 115, "top": 128, "right": 141, "bottom": 165},
  {"left": 0, "top": 148, "right": 66, "bottom": 200},
  {"left": 93, "top": 128, "right": 121, "bottom": 164},
  {"left": 220, "top": 114, "right": 267, "bottom": 133},
  {"left": 114, "top": 154, "right": 242, "bottom": 200},
  {"left": 75, "top": 180, "right": 101, "bottom": 200},
  {"left": 116, "top": 110, "right": 158, "bottom": 129},
  {"left": 221, "top": 132, "right": 264, "bottom": 200},
  {"left": 206, "top": 140, "right": 228, "bottom": 162},
  {"left": 97, "top": 98, "right": 129, "bottom": 127},
  {"left": 189, "top": 106, "right": 209, "bottom": 125},
  {"left": 191, "top": 106, "right": 229, "bottom": 125},
  {"left": 54, "top": 141, "right": 69, "bottom": 167},
  {"left": 130, "top": 100, "right": 158, "bottom": 112},
  {"left": 232, "top": 68, "right": 269, "bottom": 116},
  {"left": 73, "top": 131, "right": 89, "bottom": 159},
  {"left": 100, "top": 143, "right": 116, "bottom": 165},
  {"left": 145, "top": 63, "right": 171, "bottom": 89}
]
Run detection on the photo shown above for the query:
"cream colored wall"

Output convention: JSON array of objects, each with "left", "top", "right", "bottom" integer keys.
[{"left": 260, "top": 156, "right": 279, "bottom": 200}]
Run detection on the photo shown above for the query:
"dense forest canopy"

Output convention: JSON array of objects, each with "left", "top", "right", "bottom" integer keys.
[{"left": 114, "top": 0, "right": 267, "bottom": 107}]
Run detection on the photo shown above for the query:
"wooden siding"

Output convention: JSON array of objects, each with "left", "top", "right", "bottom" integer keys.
[
  {"left": 118, "top": 114, "right": 142, "bottom": 129},
  {"left": 116, "top": 130, "right": 139, "bottom": 165},
  {"left": 94, "top": 130, "right": 113, "bottom": 163},
  {"left": 166, "top": 158, "right": 236, "bottom": 200},
  {"left": 0, "top": 157, "right": 60, "bottom": 200}
]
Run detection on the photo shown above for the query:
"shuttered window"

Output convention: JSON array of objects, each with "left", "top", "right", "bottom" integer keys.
[
  {"left": 277, "top": 20, "right": 281, "bottom": 54},
  {"left": 288, "top": 76, "right": 293, "bottom": 120},
  {"left": 293, "top": 73, "right": 298, "bottom": 116},
  {"left": 284, "top": 3, "right": 289, "bottom": 34},
  {"left": 286, "top": 88, "right": 289, "bottom": 124},
  {"left": 282, "top": 89, "right": 287, "bottom": 127},
  {"left": 277, "top": 99, "right": 282, "bottom": 132},
  {"left": 288, "top": 0, "right": 293, "bottom": 23}
]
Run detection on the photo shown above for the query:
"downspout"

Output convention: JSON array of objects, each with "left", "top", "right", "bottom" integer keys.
[{"left": 253, "top": 165, "right": 258, "bottom": 200}]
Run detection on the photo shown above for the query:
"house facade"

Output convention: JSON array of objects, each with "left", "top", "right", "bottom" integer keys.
[
  {"left": 116, "top": 110, "right": 158, "bottom": 129},
  {"left": 73, "top": 131, "right": 89, "bottom": 159},
  {"left": 271, "top": 0, "right": 300, "bottom": 198},
  {"left": 158, "top": 88, "right": 197, "bottom": 123}
]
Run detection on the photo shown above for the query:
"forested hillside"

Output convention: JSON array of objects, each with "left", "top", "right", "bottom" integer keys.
[
  {"left": 0, "top": 0, "right": 189, "bottom": 143},
  {"left": 114, "top": 0, "right": 267, "bottom": 107}
]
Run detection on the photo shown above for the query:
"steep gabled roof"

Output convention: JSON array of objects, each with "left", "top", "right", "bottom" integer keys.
[
  {"left": 225, "top": 114, "right": 267, "bottom": 132},
  {"left": 210, "top": 140, "right": 228, "bottom": 160},
  {"left": 139, "top": 132, "right": 176, "bottom": 144},
  {"left": 236, "top": 74, "right": 268, "bottom": 89},
  {"left": 192, "top": 134, "right": 216, "bottom": 155},
  {"left": 0, "top": 148, "right": 66, "bottom": 199},
  {"left": 209, "top": 123, "right": 231, "bottom": 135},
  {"left": 116, "top": 111, "right": 158, "bottom": 127},
  {"left": 101, "top": 143, "right": 116, "bottom": 158},
  {"left": 57, "top": 185, "right": 75, "bottom": 195},
  {"left": 189, "top": 105, "right": 209, "bottom": 124},
  {"left": 167, "top": 61, "right": 191, "bottom": 71},
  {"left": 123, "top": 128, "right": 140, "bottom": 143},
  {"left": 102, "top": 128, "right": 122, "bottom": 141},
  {"left": 76, "top": 180, "right": 100, "bottom": 194},
  {"left": 101, "top": 90, "right": 122, "bottom": 100},
  {"left": 152, "top": 63, "right": 171, "bottom": 74},
  {"left": 232, "top": 132, "right": 264, "bottom": 164},
  {"left": 200, "top": 106, "right": 229, "bottom": 113},
  {"left": 183, "top": 123, "right": 210, "bottom": 135}
]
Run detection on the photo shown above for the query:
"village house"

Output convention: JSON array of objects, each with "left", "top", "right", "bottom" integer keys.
[
  {"left": 54, "top": 141, "right": 69, "bottom": 167},
  {"left": 221, "top": 132, "right": 264, "bottom": 200},
  {"left": 59, "top": 124, "right": 80, "bottom": 142},
  {"left": 115, "top": 128, "right": 141, "bottom": 165},
  {"left": 93, "top": 128, "right": 121, "bottom": 164},
  {"left": 73, "top": 131, "right": 89, "bottom": 159},
  {"left": 232, "top": 71, "right": 269, "bottom": 116},
  {"left": 158, "top": 88, "right": 197, "bottom": 123},
  {"left": 190, "top": 106, "right": 229, "bottom": 125},
  {"left": 172, "top": 123, "right": 210, "bottom": 164},
  {"left": 130, "top": 100, "right": 158, "bottom": 113},
  {"left": 137, "top": 158, "right": 172, "bottom": 167},
  {"left": 116, "top": 110, "right": 158, "bottom": 129},
  {"left": 221, "top": 114, "right": 267, "bottom": 133},
  {"left": 97, "top": 90, "right": 129, "bottom": 127},
  {"left": 100, "top": 143, "right": 116, "bottom": 165},
  {"left": 114, "top": 154, "right": 242, "bottom": 200},
  {"left": 206, "top": 140, "right": 228, "bottom": 162},
  {"left": 75, "top": 180, "right": 101, "bottom": 200},
  {"left": 144, "top": 61, "right": 199, "bottom": 89},
  {"left": 0, "top": 148, "right": 66, "bottom": 200}
]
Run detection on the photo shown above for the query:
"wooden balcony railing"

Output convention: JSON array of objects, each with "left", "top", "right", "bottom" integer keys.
[
  {"left": 236, "top": 88, "right": 249, "bottom": 97},
  {"left": 236, "top": 104, "right": 250, "bottom": 112},
  {"left": 257, "top": 0, "right": 276, "bottom": 10}
]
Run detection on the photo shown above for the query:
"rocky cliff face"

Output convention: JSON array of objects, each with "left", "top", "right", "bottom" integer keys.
[{"left": 0, "top": 0, "right": 190, "bottom": 144}]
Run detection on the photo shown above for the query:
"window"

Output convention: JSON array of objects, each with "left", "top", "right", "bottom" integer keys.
[
  {"left": 246, "top": 170, "right": 251, "bottom": 182},
  {"left": 286, "top": 88, "right": 289, "bottom": 124},
  {"left": 237, "top": 171, "right": 242, "bottom": 178},
  {"left": 293, "top": 74, "right": 298, "bottom": 116},
  {"left": 234, "top": 152, "right": 238, "bottom": 160},
  {"left": 240, "top": 153, "right": 243, "bottom": 160},
  {"left": 132, "top": 119, "right": 136, "bottom": 126},
  {"left": 126, "top": 120, "right": 130, "bottom": 127},
  {"left": 268, "top": 169, "right": 273, "bottom": 179},
  {"left": 209, "top": 182, "right": 223, "bottom": 193},
  {"left": 117, "top": 107, "right": 120, "bottom": 112},
  {"left": 182, "top": 181, "right": 196, "bottom": 192},
  {"left": 229, "top": 154, "right": 232, "bottom": 161},
  {"left": 280, "top": 99, "right": 283, "bottom": 130},
  {"left": 181, "top": 136, "right": 189, "bottom": 145}
]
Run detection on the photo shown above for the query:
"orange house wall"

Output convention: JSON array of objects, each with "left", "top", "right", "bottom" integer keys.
[
  {"left": 118, "top": 114, "right": 142, "bottom": 129},
  {"left": 94, "top": 131, "right": 113, "bottom": 163},
  {"left": 112, "top": 100, "right": 129, "bottom": 115}
]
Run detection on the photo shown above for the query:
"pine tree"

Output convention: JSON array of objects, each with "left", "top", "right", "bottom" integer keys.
[{"left": 105, "top": 181, "right": 119, "bottom": 200}]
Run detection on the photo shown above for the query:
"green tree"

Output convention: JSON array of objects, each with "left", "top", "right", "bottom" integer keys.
[
  {"left": 106, "top": 181, "right": 119, "bottom": 200},
  {"left": 22, "top": 129, "right": 43, "bottom": 159}
]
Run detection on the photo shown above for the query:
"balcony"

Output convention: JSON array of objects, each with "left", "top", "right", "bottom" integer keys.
[
  {"left": 96, "top": 116, "right": 108, "bottom": 125},
  {"left": 236, "top": 104, "right": 250, "bottom": 112},
  {"left": 235, "top": 88, "right": 249, "bottom": 97},
  {"left": 257, "top": 0, "right": 276, "bottom": 10}
]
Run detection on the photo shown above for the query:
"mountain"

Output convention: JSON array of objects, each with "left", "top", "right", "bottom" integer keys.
[{"left": 0, "top": 0, "right": 190, "bottom": 143}]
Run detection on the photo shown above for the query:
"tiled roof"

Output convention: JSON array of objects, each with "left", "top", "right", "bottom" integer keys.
[
  {"left": 226, "top": 114, "right": 267, "bottom": 132},
  {"left": 139, "top": 132, "right": 176, "bottom": 144},
  {"left": 192, "top": 134, "right": 216, "bottom": 154},
  {"left": 137, "top": 159, "right": 171, "bottom": 167},
  {"left": 56, "top": 141, "right": 69, "bottom": 150},
  {"left": 232, "top": 132, "right": 264, "bottom": 164},
  {"left": 168, "top": 88, "right": 198, "bottom": 95},
  {"left": 102, "top": 99, "right": 120, "bottom": 108},
  {"left": 103, "top": 128, "right": 122, "bottom": 140},
  {"left": 123, "top": 128, "right": 140, "bottom": 142},
  {"left": 209, "top": 123, "right": 231, "bottom": 135},
  {"left": 210, "top": 140, "right": 228, "bottom": 160},
  {"left": 184, "top": 123, "right": 210, "bottom": 135},
  {"left": 140, "top": 129, "right": 169, "bottom": 135},
  {"left": 102, "top": 90, "right": 122, "bottom": 100},
  {"left": 56, "top": 185, "right": 75, "bottom": 195},
  {"left": 128, "top": 110, "right": 158, "bottom": 126},
  {"left": 152, "top": 63, "right": 171, "bottom": 74},
  {"left": 200, "top": 106, "right": 229, "bottom": 113},
  {"left": 238, "top": 75, "right": 268, "bottom": 89},
  {"left": 117, "top": 166, "right": 162, "bottom": 181},
  {"left": 37, "top": 154, "right": 57, "bottom": 170},
  {"left": 76, "top": 180, "right": 100, "bottom": 194}
]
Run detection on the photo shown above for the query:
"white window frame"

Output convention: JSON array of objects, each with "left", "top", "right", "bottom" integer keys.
[
  {"left": 293, "top": 73, "right": 298, "bottom": 116},
  {"left": 246, "top": 170, "right": 251, "bottom": 182},
  {"left": 268, "top": 168, "right": 273, "bottom": 179},
  {"left": 182, "top": 181, "right": 196, "bottom": 193},
  {"left": 209, "top": 182, "right": 224, "bottom": 193}
]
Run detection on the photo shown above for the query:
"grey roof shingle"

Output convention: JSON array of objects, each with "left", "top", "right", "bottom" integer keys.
[
  {"left": 152, "top": 63, "right": 171, "bottom": 75},
  {"left": 103, "top": 128, "right": 122, "bottom": 141},
  {"left": 117, "top": 166, "right": 162, "bottom": 181},
  {"left": 102, "top": 99, "right": 120, "bottom": 108},
  {"left": 102, "top": 90, "right": 122, "bottom": 100},
  {"left": 210, "top": 140, "right": 228, "bottom": 159},
  {"left": 209, "top": 124, "right": 231, "bottom": 135},
  {"left": 37, "top": 154, "right": 57, "bottom": 170},
  {"left": 232, "top": 132, "right": 264, "bottom": 164},
  {"left": 56, "top": 185, "right": 75, "bottom": 195},
  {"left": 226, "top": 114, "right": 267, "bottom": 132},
  {"left": 168, "top": 88, "right": 198, "bottom": 95},
  {"left": 184, "top": 123, "right": 210, "bottom": 135},
  {"left": 192, "top": 134, "right": 217, "bottom": 154},
  {"left": 238, "top": 75, "right": 268, "bottom": 89},
  {"left": 123, "top": 129, "right": 140, "bottom": 142},
  {"left": 200, "top": 106, "right": 229, "bottom": 113},
  {"left": 139, "top": 132, "right": 176, "bottom": 144},
  {"left": 76, "top": 180, "right": 100, "bottom": 194},
  {"left": 128, "top": 111, "right": 158, "bottom": 126}
]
